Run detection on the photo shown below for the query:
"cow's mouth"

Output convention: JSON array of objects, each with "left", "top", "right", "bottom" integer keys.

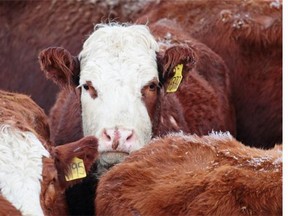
[
  {"left": 100, "top": 151, "right": 129, "bottom": 165},
  {"left": 91, "top": 151, "right": 129, "bottom": 178}
]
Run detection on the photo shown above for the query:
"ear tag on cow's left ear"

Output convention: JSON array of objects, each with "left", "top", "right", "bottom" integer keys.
[
  {"left": 166, "top": 64, "right": 183, "bottom": 93},
  {"left": 65, "top": 157, "right": 87, "bottom": 181}
]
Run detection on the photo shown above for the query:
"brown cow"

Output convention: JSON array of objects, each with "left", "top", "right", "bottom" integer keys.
[
  {"left": 136, "top": 0, "right": 282, "bottom": 148},
  {"left": 39, "top": 22, "right": 235, "bottom": 215},
  {"left": 96, "top": 132, "right": 282, "bottom": 215},
  {"left": 0, "top": 0, "right": 150, "bottom": 113},
  {"left": 0, "top": 90, "right": 98, "bottom": 215}
]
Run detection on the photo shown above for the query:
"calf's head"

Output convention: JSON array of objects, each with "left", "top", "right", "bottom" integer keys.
[
  {"left": 39, "top": 23, "right": 196, "bottom": 170},
  {"left": 41, "top": 136, "right": 98, "bottom": 215}
]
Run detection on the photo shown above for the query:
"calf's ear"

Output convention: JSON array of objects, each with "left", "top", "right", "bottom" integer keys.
[
  {"left": 38, "top": 47, "right": 80, "bottom": 88},
  {"left": 157, "top": 45, "right": 197, "bottom": 92},
  {"left": 52, "top": 136, "right": 98, "bottom": 188}
]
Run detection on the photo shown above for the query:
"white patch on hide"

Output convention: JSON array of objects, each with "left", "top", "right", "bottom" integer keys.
[
  {"left": 208, "top": 131, "right": 233, "bottom": 141},
  {"left": 0, "top": 124, "right": 49, "bottom": 216},
  {"left": 79, "top": 23, "right": 159, "bottom": 154}
]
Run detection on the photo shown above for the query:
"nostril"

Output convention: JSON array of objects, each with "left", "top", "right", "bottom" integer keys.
[
  {"left": 103, "top": 129, "right": 111, "bottom": 141},
  {"left": 126, "top": 131, "right": 134, "bottom": 141},
  {"left": 121, "top": 129, "right": 134, "bottom": 143}
]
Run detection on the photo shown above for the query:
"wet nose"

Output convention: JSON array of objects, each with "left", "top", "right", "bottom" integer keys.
[{"left": 102, "top": 128, "right": 135, "bottom": 150}]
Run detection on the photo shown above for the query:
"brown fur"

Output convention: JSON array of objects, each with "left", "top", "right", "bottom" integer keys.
[
  {"left": 41, "top": 136, "right": 98, "bottom": 216},
  {"left": 136, "top": 0, "right": 282, "bottom": 148},
  {"left": 0, "top": 90, "right": 99, "bottom": 215},
  {"left": 39, "top": 47, "right": 80, "bottom": 89},
  {"left": 154, "top": 21, "right": 236, "bottom": 135},
  {"left": 0, "top": 0, "right": 150, "bottom": 113},
  {"left": 0, "top": 89, "right": 50, "bottom": 145},
  {"left": 0, "top": 195, "right": 21, "bottom": 216},
  {"left": 48, "top": 89, "right": 84, "bottom": 146},
  {"left": 96, "top": 133, "right": 282, "bottom": 215}
]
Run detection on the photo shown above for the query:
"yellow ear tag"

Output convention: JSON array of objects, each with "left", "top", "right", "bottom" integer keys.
[
  {"left": 166, "top": 64, "right": 183, "bottom": 93},
  {"left": 65, "top": 157, "right": 87, "bottom": 181}
]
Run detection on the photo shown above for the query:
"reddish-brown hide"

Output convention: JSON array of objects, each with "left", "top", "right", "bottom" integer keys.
[
  {"left": 96, "top": 133, "right": 282, "bottom": 216},
  {"left": 136, "top": 0, "right": 282, "bottom": 148},
  {"left": 0, "top": 195, "right": 21, "bottom": 216}
]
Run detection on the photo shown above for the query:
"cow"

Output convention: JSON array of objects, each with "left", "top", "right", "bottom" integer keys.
[
  {"left": 0, "top": 90, "right": 98, "bottom": 215},
  {"left": 96, "top": 132, "right": 282, "bottom": 215},
  {"left": 0, "top": 0, "right": 150, "bottom": 113},
  {"left": 38, "top": 22, "right": 235, "bottom": 215},
  {"left": 135, "top": 0, "right": 282, "bottom": 148}
]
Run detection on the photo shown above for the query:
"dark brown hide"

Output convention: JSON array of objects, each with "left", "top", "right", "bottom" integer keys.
[
  {"left": 136, "top": 0, "right": 282, "bottom": 148},
  {"left": 154, "top": 20, "right": 236, "bottom": 135}
]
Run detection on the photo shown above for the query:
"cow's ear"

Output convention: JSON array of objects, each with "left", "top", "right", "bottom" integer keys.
[
  {"left": 38, "top": 47, "right": 80, "bottom": 89},
  {"left": 52, "top": 136, "right": 98, "bottom": 188},
  {"left": 157, "top": 45, "right": 197, "bottom": 92}
]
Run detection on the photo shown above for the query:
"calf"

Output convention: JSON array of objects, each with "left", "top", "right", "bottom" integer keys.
[
  {"left": 39, "top": 23, "right": 235, "bottom": 215},
  {"left": 96, "top": 132, "right": 282, "bottom": 215},
  {"left": 0, "top": 90, "right": 98, "bottom": 215},
  {"left": 136, "top": 0, "right": 282, "bottom": 148}
]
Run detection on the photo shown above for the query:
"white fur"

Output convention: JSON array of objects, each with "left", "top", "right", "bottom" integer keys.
[
  {"left": 0, "top": 124, "right": 49, "bottom": 216},
  {"left": 79, "top": 23, "right": 159, "bottom": 154}
]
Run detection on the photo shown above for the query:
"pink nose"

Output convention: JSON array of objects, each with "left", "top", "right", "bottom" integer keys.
[{"left": 102, "top": 128, "right": 135, "bottom": 150}]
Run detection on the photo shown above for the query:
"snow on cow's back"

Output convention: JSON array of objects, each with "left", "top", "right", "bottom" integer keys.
[
  {"left": 0, "top": 124, "right": 49, "bottom": 216},
  {"left": 77, "top": 23, "right": 161, "bottom": 168}
]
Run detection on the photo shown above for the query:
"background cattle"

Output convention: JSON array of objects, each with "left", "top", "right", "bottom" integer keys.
[
  {"left": 0, "top": 0, "right": 150, "bottom": 113},
  {"left": 135, "top": 0, "right": 282, "bottom": 148},
  {"left": 0, "top": 90, "right": 98, "bottom": 215},
  {"left": 96, "top": 132, "right": 282, "bottom": 215}
]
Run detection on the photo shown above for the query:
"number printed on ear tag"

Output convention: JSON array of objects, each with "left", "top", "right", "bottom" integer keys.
[
  {"left": 166, "top": 64, "right": 183, "bottom": 93},
  {"left": 65, "top": 157, "right": 87, "bottom": 181}
]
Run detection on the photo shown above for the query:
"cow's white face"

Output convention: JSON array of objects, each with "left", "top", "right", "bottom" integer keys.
[{"left": 78, "top": 24, "right": 159, "bottom": 166}]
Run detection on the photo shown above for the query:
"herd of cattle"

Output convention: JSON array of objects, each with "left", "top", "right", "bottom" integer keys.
[{"left": 0, "top": 0, "right": 282, "bottom": 215}]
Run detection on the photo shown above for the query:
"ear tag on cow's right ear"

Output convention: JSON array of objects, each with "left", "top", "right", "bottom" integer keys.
[
  {"left": 166, "top": 64, "right": 183, "bottom": 93},
  {"left": 65, "top": 157, "right": 87, "bottom": 181}
]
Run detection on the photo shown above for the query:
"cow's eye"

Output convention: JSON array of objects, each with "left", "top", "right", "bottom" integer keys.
[
  {"left": 83, "top": 84, "right": 89, "bottom": 90},
  {"left": 149, "top": 83, "right": 157, "bottom": 91}
]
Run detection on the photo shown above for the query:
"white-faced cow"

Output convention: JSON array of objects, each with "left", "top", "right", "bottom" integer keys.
[{"left": 39, "top": 23, "right": 235, "bottom": 215}]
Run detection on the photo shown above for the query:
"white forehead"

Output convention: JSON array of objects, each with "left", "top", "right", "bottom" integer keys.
[{"left": 78, "top": 24, "right": 160, "bottom": 87}]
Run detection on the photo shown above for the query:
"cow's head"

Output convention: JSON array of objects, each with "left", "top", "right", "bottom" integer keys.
[
  {"left": 39, "top": 23, "right": 196, "bottom": 172},
  {"left": 41, "top": 136, "right": 98, "bottom": 215}
]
